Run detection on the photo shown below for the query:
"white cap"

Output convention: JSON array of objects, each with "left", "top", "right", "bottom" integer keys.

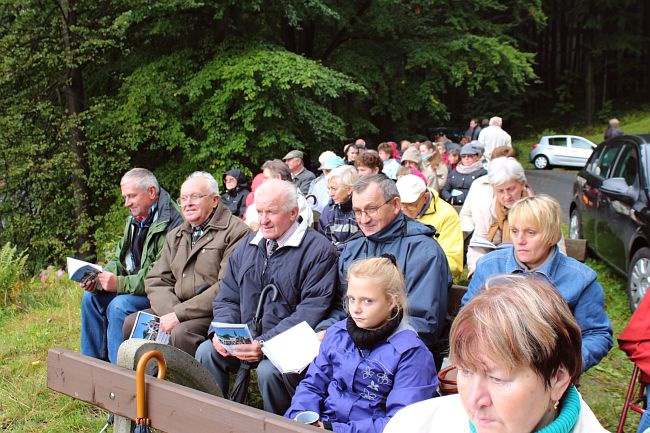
[{"left": 396, "top": 174, "right": 427, "bottom": 203}]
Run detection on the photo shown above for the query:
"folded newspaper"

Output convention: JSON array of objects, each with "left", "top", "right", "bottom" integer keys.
[
  {"left": 261, "top": 321, "right": 321, "bottom": 374},
  {"left": 129, "top": 311, "right": 170, "bottom": 344}
]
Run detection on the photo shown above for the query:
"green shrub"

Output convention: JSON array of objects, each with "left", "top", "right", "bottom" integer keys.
[{"left": 0, "top": 242, "right": 28, "bottom": 308}]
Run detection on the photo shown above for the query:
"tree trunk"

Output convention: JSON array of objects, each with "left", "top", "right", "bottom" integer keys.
[
  {"left": 585, "top": 50, "right": 595, "bottom": 127},
  {"left": 59, "top": 0, "right": 94, "bottom": 256}
]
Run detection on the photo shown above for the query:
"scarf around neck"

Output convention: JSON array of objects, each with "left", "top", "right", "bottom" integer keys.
[
  {"left": 456, "top": 160, "right": 484, "bottom": 174},
  {"left": 487, "top": 188, "right": 530, "bottom": 244},
  {"left": 346, "top": 308, "right": 403, "bottom": 350}
]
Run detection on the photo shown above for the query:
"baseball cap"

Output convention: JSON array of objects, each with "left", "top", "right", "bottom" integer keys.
[
  {"left": 319, "top": 155, "right": 345, "bottom": 170},
  {"left": 396, "top": 174, "right": 427, "bottom": 203}
]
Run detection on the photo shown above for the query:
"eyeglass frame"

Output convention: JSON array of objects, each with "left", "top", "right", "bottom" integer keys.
[
  {"left": 177, "top": 193, "right": 211, "bottom": 205},
  {"left": 352, "top": 198, "right": 395, "bottom": 219}
]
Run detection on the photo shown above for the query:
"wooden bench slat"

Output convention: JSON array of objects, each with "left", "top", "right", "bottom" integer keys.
[
  {"left": 565, "top": 238, "right": 588, "bottom": 262},
  {"left": 47, "top": 348, "right": 319, "bottom": 433}
]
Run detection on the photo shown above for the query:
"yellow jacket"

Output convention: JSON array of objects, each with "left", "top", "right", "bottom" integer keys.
[{"left": 416, "top": 190, "right": 463, "bottom": 280}]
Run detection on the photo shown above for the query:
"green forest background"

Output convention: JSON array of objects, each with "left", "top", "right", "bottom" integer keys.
[{"left": 1, "top": 0, "right": 649, "bottom": 268}]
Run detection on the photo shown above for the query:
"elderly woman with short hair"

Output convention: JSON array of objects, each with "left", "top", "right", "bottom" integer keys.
[
  {"left": 318, "top": 165, "right": 360, "bottom": 249},
  {"left": 466, "top": 157, "right": 533, "bottom": 275},
  {"left": 463, "top": 195, "right": 613, "bottom": 372},
  {"left": 384, "top": 274, "right": 609, "bottom": 433}
]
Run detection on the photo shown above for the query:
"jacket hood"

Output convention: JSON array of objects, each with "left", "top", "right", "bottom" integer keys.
[
  {"left": 156, "top": 187, "right": 183, "bottom": 227},
  {"left": 366, "top": 212, "right": 436, "bottom": 243},
  {"left": 223, "top": 169, "right": 250, "bottom": 191}
]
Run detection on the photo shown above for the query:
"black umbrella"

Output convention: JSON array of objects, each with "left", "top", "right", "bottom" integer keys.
[{"left": 229, "top": 283, "right": 279, "bottom": 403}]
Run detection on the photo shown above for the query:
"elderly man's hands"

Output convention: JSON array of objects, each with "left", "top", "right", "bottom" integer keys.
[
  {"left": 232, "top": 340, "right": 263, "bottom": 362},
  {"left": 159, "top": 312, "right": 180, "bottom": 333},
  {"left": 95, "top": 271, "right": 118, "bottom": 292}
]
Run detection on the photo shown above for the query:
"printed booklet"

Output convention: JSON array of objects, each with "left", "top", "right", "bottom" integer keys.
[
  {"left": 66, "top": 257, "right": 103, "bottom": 283},
  {"left": 211, "top": 322, "right": 254, "bottom": 354},
  {"left": 261, "top": 321, "right": 321, "bottom": 374},
  {"left": 129, "top": 311, "right": 170, "bottom": 344}
]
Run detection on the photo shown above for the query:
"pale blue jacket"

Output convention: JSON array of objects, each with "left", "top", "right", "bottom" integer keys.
[{"left": 462, "top": 246, "right": 613, "bottom": 371}]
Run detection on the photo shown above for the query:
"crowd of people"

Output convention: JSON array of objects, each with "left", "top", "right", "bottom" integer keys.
[{"left": 78, "top": 115, "right": 616, "bottom": 433}]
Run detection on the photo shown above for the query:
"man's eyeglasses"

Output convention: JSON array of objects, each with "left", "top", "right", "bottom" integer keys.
[
  {"left": 353, "top": 199, "right": 393, "bottom": 218},
  {"left": 177, "top": 194, "right": 209, "bottom": 205}
]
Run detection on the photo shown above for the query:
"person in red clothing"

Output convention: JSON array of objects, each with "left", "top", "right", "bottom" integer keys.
[{"left": 619, "top": 294, "right": 650, "bottom": 433}]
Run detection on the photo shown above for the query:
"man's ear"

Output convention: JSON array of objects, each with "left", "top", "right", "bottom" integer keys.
[
  {"left": 147, "top": 186, "right": 157, "bottom": 200},
  {"left": 290, "top": 206, "right": 299, "bottom": 221},
  {"left": 549, "top": 365, "right": 572, "bottom": 403}
]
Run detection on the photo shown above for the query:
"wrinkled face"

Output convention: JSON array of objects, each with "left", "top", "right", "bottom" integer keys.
[
  {"left": 458, "top": 361, "right": 558, "bottom": 433},
  {"left": 328, "top": 178, "right": 351, "bottom": 204},
  {"left": 357, "top": 165, "right": 378, "bottom": 177},
  {"left": 510, "top": 220, "right": 552, "bottom": 269},
  {"left": 224, "top": 175, "right": 238, "bottom": 190},
  {"left": 347, "top": 275, "right": 396, "bottom": 329},
  {"left": 400, "top": 191, "right": 427, "bottom": 219},
  {"left": 179, "top": 178, "right": 219, "bottom": 227},
  {"left": 256, "top": 191, "right": 298, "bottom": 240},
  {"left": 284, "top": 157, "right": 302, "bottom": 173},
  {"left": 347, "top": 147, "right": 359, "bottom": 161},
  {"left": 494, "top": 180, "right": 526, "bottom": 209},
  {"left": 121, "top": 180, "right": 157, "bottom": 218},
  {"left": 378, "top": 150, "right": 391, "bottom": 162},
  {"left": 461, "top": 153, "right": 480, "bottom": 165},
  {"left": 352, "top": 182, "right": 400, "bottom": 236}
]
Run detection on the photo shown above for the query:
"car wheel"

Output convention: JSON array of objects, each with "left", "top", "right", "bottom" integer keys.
[
  {"left": 533, "top": 155, "right": 549, "bottom": 170},
  {"left": 569, "top": 208, "right": 582, "bottom": 240},
  {"left": 627, "top": 247, "right": 650, "bottom": 311}
]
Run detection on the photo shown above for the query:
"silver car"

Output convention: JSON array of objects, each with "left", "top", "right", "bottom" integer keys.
[{"left": 529, "top": 135, "right": 596, "bottom": 169}]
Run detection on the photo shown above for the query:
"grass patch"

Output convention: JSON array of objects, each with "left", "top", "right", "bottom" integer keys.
[{"left": 0, "top": 275, "right": 106, "bottom": 432}]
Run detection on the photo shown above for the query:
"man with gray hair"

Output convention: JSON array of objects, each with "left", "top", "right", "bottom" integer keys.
[
  {"left": 123, "top": 171, "right": 250, "bottom": 356},
  {"left": 318, "top": 174, "right": 451, "bottom": 361},
  {"left": 244, "top": 159, "right": 313, "bottom": 229},
  {"left": 196, "top": 179, "right": 337, "bottom": 415},
  {"left": 604, "top": 118, "right": 624, "bottom": 140},
  {"left": 81, "top": 168, "right": 183, "bottom": 364},
  {"left": 477, "top": 115, "right": 512, "bottom": 160}
]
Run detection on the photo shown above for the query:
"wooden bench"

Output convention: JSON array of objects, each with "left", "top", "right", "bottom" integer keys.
[
  {"left": 47, "top": 348, "right": 320, "bottom": 433},
  {"left": 565, "top": 238, "right": 587, "bottom": 262}
]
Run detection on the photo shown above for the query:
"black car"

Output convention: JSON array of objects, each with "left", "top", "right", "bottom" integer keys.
[{"left": 569, "top": 133, "right": 650, "bottom": 310}]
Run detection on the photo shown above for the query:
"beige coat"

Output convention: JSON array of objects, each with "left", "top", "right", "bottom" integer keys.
[{"left": 145, "top": 201, "right": 250, "bottom": 322}]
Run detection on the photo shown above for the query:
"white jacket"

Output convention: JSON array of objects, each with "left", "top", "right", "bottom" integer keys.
[
  {"left": 478, "top": 126, "right": 512, "bottom": 159},
  {"left": 384, "top": 393, "right": 609, "bottom": 433}
]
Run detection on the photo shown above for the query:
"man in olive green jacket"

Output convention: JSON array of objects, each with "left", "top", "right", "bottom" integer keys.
[
  {"left": 123, "top": 171, "right": 250, "bottom": 356},
  {"left": 81, "top": 168, "right": 183, "bottom": 364}
]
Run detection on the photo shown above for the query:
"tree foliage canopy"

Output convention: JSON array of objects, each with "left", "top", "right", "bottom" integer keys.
[{"left": 2, "top": 0, "right": 646, "bottom": 267}]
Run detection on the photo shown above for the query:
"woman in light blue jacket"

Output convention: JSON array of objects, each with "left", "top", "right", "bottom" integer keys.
[{"left": 462, "top": 195, "right": 613, "bottom": 371}]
